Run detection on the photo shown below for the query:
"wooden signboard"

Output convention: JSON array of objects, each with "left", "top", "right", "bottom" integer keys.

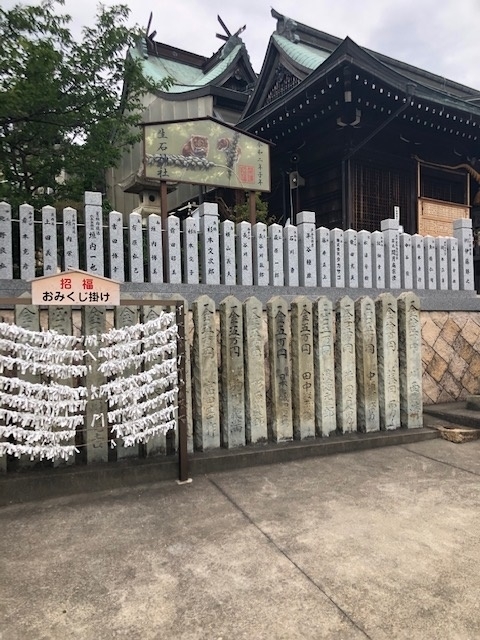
[
  {"left": 143, "top": 117, "right": 271, "bottom": 192},
  {"left": 418, "top": 198, "right": 470, "bottom": 237},
  {"left": 31, "top": 270, "right": 120, "bottom": 306}
]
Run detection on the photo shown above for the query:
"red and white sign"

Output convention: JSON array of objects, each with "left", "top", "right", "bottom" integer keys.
[{"left": 31, "top": 270, "right": 120, "bottom": 306}]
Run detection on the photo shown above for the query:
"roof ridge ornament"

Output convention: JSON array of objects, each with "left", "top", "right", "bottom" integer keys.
[
  {"left": 216, "top": 15, "right": 246, "bottom": 59},
  {"left": 271, "top": 8, "right": 300, "bottom": 43}
]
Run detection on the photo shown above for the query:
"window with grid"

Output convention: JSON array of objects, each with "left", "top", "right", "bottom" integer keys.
[
  {"left": 352, "top": 161, "right": 412, "bottom": 232},
  {"left": 420, "top": 166, "right": 466, "bottom": 204}
]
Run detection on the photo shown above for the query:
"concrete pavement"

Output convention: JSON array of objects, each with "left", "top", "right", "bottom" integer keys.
[{"left": 1, "top": 438, "right": 480, "bottom": 639}]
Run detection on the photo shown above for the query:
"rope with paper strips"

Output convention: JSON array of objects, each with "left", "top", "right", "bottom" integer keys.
[
  {"left": 92, "top": 310, "right": 179, "bottom": 447},
  {"left": 0, "top": 311, "right": 179, "bottom": 460},
  {"left": 0, "top": 323, "right": 88, "bottom": 461}
]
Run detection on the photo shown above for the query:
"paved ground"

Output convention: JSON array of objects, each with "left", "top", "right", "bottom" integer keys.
[{"left": 1, "top": 438, "right": 480, "bottom": 640}]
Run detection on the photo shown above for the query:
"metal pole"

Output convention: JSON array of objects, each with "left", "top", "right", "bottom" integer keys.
[
  {"left": 176, "top": 302, "right": 189, "bottom": 483},
  {"left": 249, "top": 191, "right": 256, "bottom": 226}
]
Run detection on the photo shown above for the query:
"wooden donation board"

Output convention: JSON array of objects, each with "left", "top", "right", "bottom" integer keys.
[{"left": 418, "top": 198, "right": 469, "bottom": 237}]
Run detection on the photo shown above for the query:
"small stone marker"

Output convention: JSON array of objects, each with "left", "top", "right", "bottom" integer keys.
[
  {"left": 424, "top": 236, "right": 437, "bottom": 289},
  {"left": 344, "top": 229, "right": 358, "bottom": 288},
  {"left": 48, "top": 306, "right": 75, "bottom": 466},
  {"left": 371, "top": 231, "right": 385, "bottom": 289},
  {"left": 84, "top": 191, "right": 104, "bottom": 276},
  {"left": 236, "top": 221, "right": 252, "bottom": 285},
  {"left": 147, "top": 214, "right": 163, "bottom": 283},
  {"left": 297, "top": 211, "right": 317, "bottom": 287},
  {"left": 435, "top": 237, "right": 448, "bottom": 290},
  {"left": 48, "top": 306, "right": 72, "bottom": 335},
  {"left": 19, "top": 204, "right": 35, "bottom": 281},
  {"left": 330, "top": 228, "right": 345, "bottom": 287},
  {"left": 244, "top": 297, "right": 268, "bottom": 443},
  {"left": 129, "top": 212, "right": 144, "bottom": 283},
  {"left": 313, "top": 297, "right": 337, "bottom": 437},
  {"left": 268, "top": 223, "right": 284, "bottom": 286},
  {"left": 220, "top": 296, "right": 245, "bottom": 448},
  {"left": 109, "top": 211, "right": 124, "bottom": 282},
  {"left": 267, "top": 296, "right": 293, "bottom": 441},
  {"left": 0, "top": 201, "right": 12, "bottom": 279},
  {"left": 453, "top": 218, "right": 474, "bottom": 290},
  {"left": 398, "top": 292, "right": 423, "bottom": 428},
  {"left": 316, "top": 227, "right": 331, "bottom": 287},
  {"left": 142, "top": 304, "right": 168, "bottom": 456},
  {"left": 447, "top": 237, "right": 459, "bottom": 290},
  {"left": 192, "top": 295, "right": 220, "bottom": 450},
  {"left": 355, "top": 297, "right": 380, "bottom": 432},
  {"left": 400, "top": 232, "right": 413, "bottom": 290},
  {"left": 253, "top": 222, "right": 269, "bottom": 286},
  {"left": 42, "top": 206, "right": 57, "bottom": 276},
  {"left": 382, "top": 219, "right": 400, "bottom": 289},
  {"left": 291, "top": 297, "right": 315, "bottom": 439},
  {"left": 220, "top": 220, "right": 236, "bottom": 285},
  {"left": 283, "top": 224, "right": 297, "bottom": 286},
  {"left": 83, "top": 306, "right": 108, "bottom": 462},
  {"left": 199, "top": 203, "right": 220, "bottom": 285},
  {"left": 375, "top": 294, "right": 400, "bottom": 430},
  {"left": 114, "top": 305, "right": 140, "bottom": 458},
  {"left": 63, "top": 207, "right": 79, "bottom": 271},
  {"left": 357, "top": 230, "right": 372, "bottom": 289},
  {"left": 166, "top": 215, "right": 181, "bottom": 284},
  {"left": 411, "top": 234, "right": 425, "bottom": 290},
  {"left": 335, "top": 296, "right": 357, "bottom": 433},
  {"left": 13, "top": 303, "right": 40, "bottom": 468},
  {"left": 183, "top": 217, "right": 199, "bottom": 284}
]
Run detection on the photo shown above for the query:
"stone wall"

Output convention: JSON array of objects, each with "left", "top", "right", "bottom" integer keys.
[{"left": 422, "top": 311, "right": 480, "bottom": 404}]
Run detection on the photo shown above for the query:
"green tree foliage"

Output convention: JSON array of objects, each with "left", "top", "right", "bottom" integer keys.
[
  {"left": 233, "top": 192, "right": 270, "bottom": 224},
  {"left": 0, "top": 0, "right": 170, "bottom": 209}
]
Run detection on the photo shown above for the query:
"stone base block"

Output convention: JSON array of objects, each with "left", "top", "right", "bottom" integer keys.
[{"left": 437, "top": 426, "right": 480, "bottom": 444}]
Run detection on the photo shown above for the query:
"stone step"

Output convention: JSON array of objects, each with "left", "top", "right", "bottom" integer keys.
[
  {"left": 422, "top": 413, "right": 480, "bottom": 443},
  {"left": 423, "top": 402, "right": 480, "bottom": 429},
  {"left": 466, "top": 395, "right": 480, "bottom": 411},
  {"left": 1, "top": 427, "right": 438, "bottom": 506}
]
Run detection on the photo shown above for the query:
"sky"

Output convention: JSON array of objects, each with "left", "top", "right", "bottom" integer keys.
[{"left": 4, "top": 0, "right": 480, "bottom": 90}]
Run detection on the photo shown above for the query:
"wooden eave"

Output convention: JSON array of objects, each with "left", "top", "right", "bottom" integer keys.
[
  {"left": 242, "top": 38, "right": 281, "bottom": 118},
  {"left": 242, "top": 45, "right": 311, "bottom": 121},
  {"left": 152, "top": 83, "right": 250, "bottom": 106},
  {"left": 217, "top": 52, "right": 257, "bottom": 90},
  {"left": 145, "top": 39, "right": 208, "bottom": 68},
  {"left": 270, "top": 9, "right": 480, "bottom": 101},
  {"left": 240, "top": 37, "right": 480, "bottom": 137}
]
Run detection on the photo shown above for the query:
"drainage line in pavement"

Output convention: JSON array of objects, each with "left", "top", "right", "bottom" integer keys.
[
  {"left": 208, "top": 476, "right": 373, "bottom": 640},
  {"left": 402, "top": 447, "right": 480, "bottom": 477}
]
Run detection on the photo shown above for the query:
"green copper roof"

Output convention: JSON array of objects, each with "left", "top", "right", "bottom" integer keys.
[
  {"left": 131, "top": 42, "right": 245, "bottom": 94},
  {"left": 272, "top": 34, "right": 330, "bottom": 70}
]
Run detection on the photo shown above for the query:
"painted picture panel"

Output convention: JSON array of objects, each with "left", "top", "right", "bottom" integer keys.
[{"left": 144, "top": 117, "right": 271, "bottom": 192}]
